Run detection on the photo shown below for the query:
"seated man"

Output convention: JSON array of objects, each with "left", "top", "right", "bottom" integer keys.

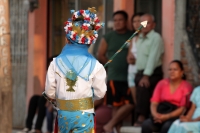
[{"left": 98, "top": 10, "right": 134, "bottom": 132}]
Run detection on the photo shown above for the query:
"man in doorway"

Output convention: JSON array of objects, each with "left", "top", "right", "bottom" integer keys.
[
  {"left": 134, "top": 13, "right": 164, "bottom": 126},
  {"left": 98, "top": 10, "right": 134, "bottom": 133}
]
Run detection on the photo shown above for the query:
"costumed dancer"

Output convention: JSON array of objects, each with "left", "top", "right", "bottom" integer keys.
[{"left": 44, "top": 7, "right": 106, "bottom": 133}]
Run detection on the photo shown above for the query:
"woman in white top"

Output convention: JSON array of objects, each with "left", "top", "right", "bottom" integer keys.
[{"left": 127, "top": 12, "right": 144, "bottom": 105}]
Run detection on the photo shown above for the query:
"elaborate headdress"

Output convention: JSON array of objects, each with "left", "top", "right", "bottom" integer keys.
[{"left": 64, "top": 7, "right": 104, "bottom": 45}]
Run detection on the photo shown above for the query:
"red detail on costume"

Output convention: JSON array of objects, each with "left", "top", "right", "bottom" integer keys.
[
  {"left": 82, "top": 25, "right": 88, "bottom": 30},
  {"left": 72, "top": 15, "right": 76, "bottom": 20},
  {"left": 81, "top": 37, "right": 86, "bottom": 44},
  {"left": 64, "top": 21, "right": 68, "bottom": 25},
  {"left": 90, "top": 36, "right": 94, "bottom": 42},
  {"left": 95, "top": 26, "right": 100, "bottom": 30},
  {"left": 94, "top": 18, "right": 100, "bottom": 23},
  {"left": 54, "top": 114, "right": 58, "bottom": 133},
  {"left": 72, "top": 33, "right": 77, "bottom": 40},
  {"left": 68, "top": 27, "right": 72, "bottom": 31},
  {"left": 80, "top": 10, "right": 84, "bottom": 14},
  {"left": 84, "top": 17, "right": 90, "bottom": 21}
]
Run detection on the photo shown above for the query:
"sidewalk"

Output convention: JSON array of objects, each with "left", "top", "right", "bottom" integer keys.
[
  {"left": 12, "top": 114, "right": 48, "bottom": 133},
  {"left": 120, "top": 126, "right": 141, "bottom": 133}
]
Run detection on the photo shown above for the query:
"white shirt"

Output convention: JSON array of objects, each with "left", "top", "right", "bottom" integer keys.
[
  {"left": 45, "top": 58, "right": 107, "bottom": 113},
  {"left": 128, "top": 37, "right": 137, "bottom": 73}
]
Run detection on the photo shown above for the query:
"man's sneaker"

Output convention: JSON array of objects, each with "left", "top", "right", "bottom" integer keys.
[{"left": 17, "top": 128, "right": 30, "bottom": 133}]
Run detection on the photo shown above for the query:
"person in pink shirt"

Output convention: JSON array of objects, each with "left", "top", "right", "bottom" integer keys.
[{"left": 141, "top": 60, "right": 193, "bottom": 133}]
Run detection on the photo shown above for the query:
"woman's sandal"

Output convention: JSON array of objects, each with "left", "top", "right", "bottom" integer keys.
[{"left": 134, "top": 120, "right": 143, "bottom": 127}]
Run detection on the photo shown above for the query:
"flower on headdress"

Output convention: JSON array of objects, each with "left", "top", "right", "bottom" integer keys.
[
  {"left": 94, "top": 31, "right": 98, "bottom": 38},
  {"left": 75, "top": 35, "right": 79, "bottom": 42},
  {"left": 84, "top": 17, "right": 90, "bottom": 22},
  {"left": 72, "top": 33, "right": 77, "bottom": 40},
  {"left": 68, "top": 27, "right": 72, "bottom": 31},
  {"left": 94, "top": 23, "right": 101, "bottom": 30},
  {"left": 74, "top": 12, "right": 79, "bottom": 18},
  {"left": 77, "top": 11, "right": 81, "bottom": 16},
  {"left": 87, "top": 38, "right": 91, "bottom": 44},
  {"left": 90, "top": 13, "right": 96, "bottom": 19},
  {"left": 70, "top": 10, "right": 75, "bottom": 14},
  {"left": 85, "top": 10, "right": 90, "bottom": 15},
  {"left": 82, "top": 25, "right": 89, "bottom": 31},
  {"left": 70, "top": 31, "right": 75, "bottom": 39},
  {"left": 64, "top": 21, "right": 69, "bottom": 25},
  {"left": 85, "top": 38, "right": 88, "bottom": 44},
  {"left": 94, "top": 17, "right": 100, "bottom": 23},
  {"left": 93, "top": 31, "right": 97, "bottom": 34},
  {"left": 94, "top": 34, "right": 98, "bottom": 38},
  {"left": 72, "top": 15, "right": 76, "bottom": 20},
  {"left": 79, "top": 10, "right": 84, "bottom": 14},
  {"left": 64, "top": 22, "right": 72, "bottom": 33},
  {"left": 81, "top": 37, "right": 86, "bottom": 44}
]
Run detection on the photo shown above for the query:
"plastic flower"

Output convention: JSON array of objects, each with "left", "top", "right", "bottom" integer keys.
[
  {"left": 94, "top": 17, "right": 100, "bottom": 23},
  {"left": 82, "top": 25, "right": 89, "bottom": 31}
]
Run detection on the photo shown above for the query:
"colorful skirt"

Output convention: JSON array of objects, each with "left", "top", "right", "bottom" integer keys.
[{"left": 168, "top": 119, "right": 200, "bottom": 133}]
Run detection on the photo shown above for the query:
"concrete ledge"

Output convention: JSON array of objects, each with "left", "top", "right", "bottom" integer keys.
[{"left": 120, "top": 126, "right": 141, "bottom": 133}]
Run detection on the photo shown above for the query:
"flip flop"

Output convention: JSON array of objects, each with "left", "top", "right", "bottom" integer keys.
[{"left": 134, "top": 120, "right": 143, "bottom": 127}]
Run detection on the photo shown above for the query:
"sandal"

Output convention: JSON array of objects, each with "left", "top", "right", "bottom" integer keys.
[{"left": 134, "top": 120, "right": 143, "bottom": 127}]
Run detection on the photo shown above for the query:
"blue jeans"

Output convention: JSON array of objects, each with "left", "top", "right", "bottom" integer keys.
[{"left": 46, "top": 109, "right": 54, "bottom": 132}]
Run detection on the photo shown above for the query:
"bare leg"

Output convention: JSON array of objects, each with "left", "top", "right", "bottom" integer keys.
[
  {"left": 130, "top": 86, "right": 137, "bottom": 104},
  {"left": 116, "top": 122, "right": 122, "bottom": 133},
  {"left": 35, "top": 129, "right": 42, "bottom": 133},
  {"left": 134, "top": 115, "right": 145, "bottom": 126},
  {"left": 103, "top": 104, "right": 134, "bottom": 132}
]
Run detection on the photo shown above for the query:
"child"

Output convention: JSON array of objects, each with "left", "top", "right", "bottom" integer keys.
[
  {"left": 44, "top": 7, "right": 107, "bottom": 133},
  {"left": 168, "top": 73, "right": 200, "bottom": 133}
]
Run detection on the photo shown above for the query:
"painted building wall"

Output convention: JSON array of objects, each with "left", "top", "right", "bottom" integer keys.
[
  {"left": 113, "top": 0, "right": 134, "bottom": 30},
  {"left": 162, "top": 0, "right": 175, "bottom": 77},
  {"left": 27, "top": 0, "right": 47, "bottom": 106}
]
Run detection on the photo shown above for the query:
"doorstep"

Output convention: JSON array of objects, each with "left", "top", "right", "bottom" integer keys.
[{"left": 120, "top": 126, "right": 141, "bottom": 133}]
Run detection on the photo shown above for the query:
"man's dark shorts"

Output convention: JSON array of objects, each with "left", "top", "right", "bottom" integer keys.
[{"left": 106, "top": 80, "right": 133, "bottom": 107}]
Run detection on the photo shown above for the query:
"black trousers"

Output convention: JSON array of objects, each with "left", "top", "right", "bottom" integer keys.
[
  {"left": 134, "top": 66, "right": 163, "bottom": 119},
  {"left": 142, "top": 118, "right": 174, "bottom": 133},
  {"left": 26, "top": 95, "right": 47, "bottom": 130}
]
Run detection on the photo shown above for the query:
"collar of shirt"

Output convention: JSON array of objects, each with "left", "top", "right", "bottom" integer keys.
[{"left": 139, "top": 29, "right": 155, "bottom": 39}]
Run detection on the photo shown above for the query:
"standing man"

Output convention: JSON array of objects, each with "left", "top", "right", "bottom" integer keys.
[
  {"left": 134, "top": 13, "right": 164, "bottom": 126},
  {"left": 98, "top": 10, "right": 134, "bottom": 133}
]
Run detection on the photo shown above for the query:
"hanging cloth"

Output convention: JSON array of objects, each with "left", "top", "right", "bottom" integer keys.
[{"left": 56, "top": 43, "right": 96, "bottom": 81}]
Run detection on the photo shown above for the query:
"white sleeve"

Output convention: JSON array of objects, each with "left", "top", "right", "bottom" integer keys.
[
  {"left": 92, "top": 64, "right": 107, "bottom": 100},
  {"left": 45, "top": 61, "right": 56, "bottom": 99}
]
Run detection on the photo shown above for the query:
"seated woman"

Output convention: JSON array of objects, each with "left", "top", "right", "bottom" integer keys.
[
  {"left": 168, "top": 83, "right": 200, "bottom": 133},
  {"left": 141, "top": 60, "right": 193, "bottom": 133}
]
